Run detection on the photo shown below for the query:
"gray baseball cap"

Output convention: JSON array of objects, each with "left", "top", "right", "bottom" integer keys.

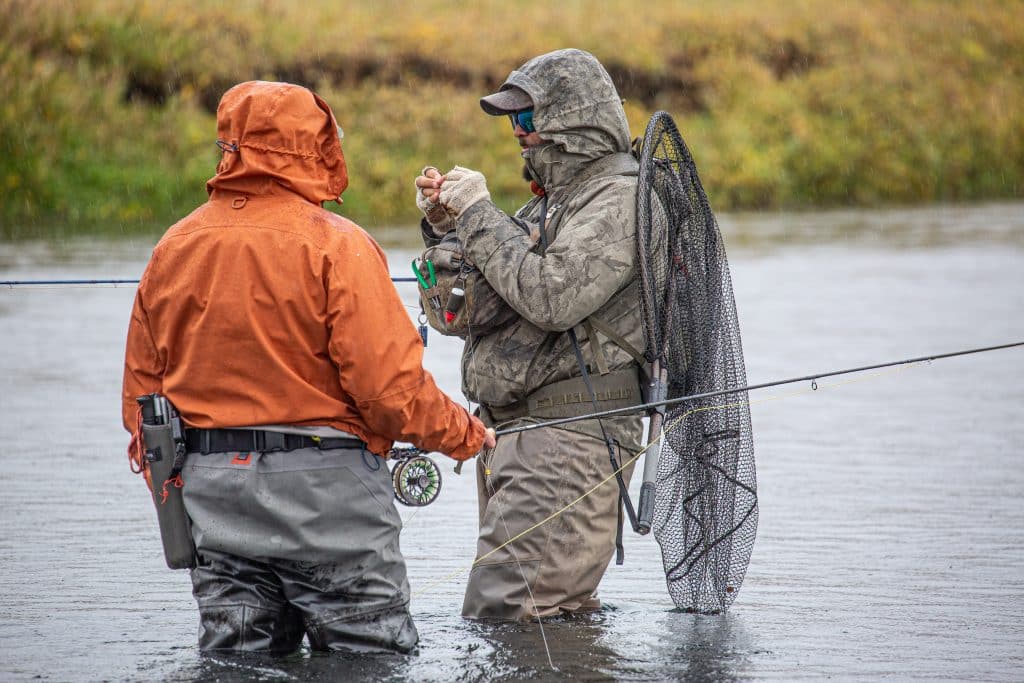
[{"left": 479, "top": 85, "right": 533, "bottom": 115}]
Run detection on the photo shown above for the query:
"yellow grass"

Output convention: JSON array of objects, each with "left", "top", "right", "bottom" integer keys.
[{"left": 2, "top": 0, "right": 1022, "bottom": 238}]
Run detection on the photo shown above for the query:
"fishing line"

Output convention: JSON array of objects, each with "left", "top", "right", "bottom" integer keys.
[
  {"left": 17, "top": 267, "right": 1018, "bottom": 617},
  {"left": 412, "top": 342, "right": 1023, "bottom": 597},
  {"left": 461, "top": 245, "right": 554, "bottom": 669},
  {"left": 413, "top": 380, "right": 744, "bottom": 599},
  {"left": 5, "top": 266, "right": 559, "bottom": 645},
  {"left": 481, "top": 460, "right": 556, "bottom": 669},
  {"left": 413, "top": 364, "right": 887, "bottom": 597},
  {"left": 2, "top": 277, "right": 435, "bottom": 315},
  {"left": 494, "top": 341, "right": 1024, "bottom": 437},
  {"left": 1, "top": 279, "right": 142, "bottom": 287},
  {"left": 1, "top": 277, "right": 420, "bottom": 288}
]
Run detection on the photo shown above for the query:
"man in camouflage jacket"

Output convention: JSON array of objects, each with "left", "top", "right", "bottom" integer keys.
[{"left": 416, "top": 48, "right": 645, "bottom": 619}]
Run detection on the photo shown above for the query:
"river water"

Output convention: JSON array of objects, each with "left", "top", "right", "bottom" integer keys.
[{"left": 1, "top": 203, "right": 1022, "bottom": 682}]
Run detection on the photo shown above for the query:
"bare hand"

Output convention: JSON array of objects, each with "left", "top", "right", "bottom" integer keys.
[
  {"left": 416, "top": 165, "right": 446, "bottom": 204},
  {"left": 483, "top": 427, "right": 497, "bottom": 450}
]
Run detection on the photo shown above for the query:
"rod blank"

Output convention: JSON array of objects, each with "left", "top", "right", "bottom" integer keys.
[
  {"left": 495, "top": 341, "right": 1024, "bottom": 437},
  {"left": 2, "top": 278, "right": 419, "bottom": 287}
]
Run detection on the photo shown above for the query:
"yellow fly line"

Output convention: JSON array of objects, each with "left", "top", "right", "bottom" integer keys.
[{"left": 411, "top": 360, "right": 924, "bottom": 598}]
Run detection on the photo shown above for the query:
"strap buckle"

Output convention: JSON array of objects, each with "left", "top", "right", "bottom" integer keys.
[{"left": 253, "top": 430, "right": 287, "bottom": 452}]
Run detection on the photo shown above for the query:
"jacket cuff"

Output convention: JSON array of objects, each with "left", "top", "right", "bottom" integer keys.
[{"left": 420, "top": 217, "right": 444, "bottom": 247}]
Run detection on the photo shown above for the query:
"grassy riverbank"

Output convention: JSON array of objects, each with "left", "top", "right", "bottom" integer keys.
[{"left": 2, "top": 0, "right": 1022, "bottom": 239}]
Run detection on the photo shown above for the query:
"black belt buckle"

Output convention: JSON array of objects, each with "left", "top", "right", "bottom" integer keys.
[{"left": 254, "top": 430, "right": 287, "bottom": 452}]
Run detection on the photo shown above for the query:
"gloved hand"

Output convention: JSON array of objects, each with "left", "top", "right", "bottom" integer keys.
[
  {"left": 439, "top": 166, "right": 491, "bottom": 218},
  {"left": 415, "top": 166, "right": 455, "bottom": 234}
]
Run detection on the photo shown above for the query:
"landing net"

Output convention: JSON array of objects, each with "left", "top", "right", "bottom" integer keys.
[{"left": 636, "top": 112, "right": 758, "bottom": 613}]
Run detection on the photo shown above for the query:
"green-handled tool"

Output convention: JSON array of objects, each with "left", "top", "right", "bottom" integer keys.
[
  {"left": 412, "top": 258, "right": 440, "bottom": 311},
  {"left": 412, "top": 258, "right": 436, "bottom": 290}
]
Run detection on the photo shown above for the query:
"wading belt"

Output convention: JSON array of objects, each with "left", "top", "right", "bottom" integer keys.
[
  {"left": 481, "top": 368, "right": 643, "bottom": 425},
  {"left": 184, "top": 428, "right": 365, "bottom": 455}
]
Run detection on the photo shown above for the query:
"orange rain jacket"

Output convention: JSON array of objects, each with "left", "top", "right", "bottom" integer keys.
[{"left": 122, "top": 81, "right": 485, "bottom": 460}]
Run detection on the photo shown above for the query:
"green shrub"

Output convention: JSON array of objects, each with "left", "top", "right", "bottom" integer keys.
[{"left": 2, "top": 0, "right": 1022, "bottom": 240}]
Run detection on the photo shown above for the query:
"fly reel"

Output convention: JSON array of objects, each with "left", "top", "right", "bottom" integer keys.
[{"left": 389, "top": 447, "right": 442, "bottom": 506}]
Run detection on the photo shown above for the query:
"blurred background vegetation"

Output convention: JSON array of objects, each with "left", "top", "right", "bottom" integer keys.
[{"left": 2, "top": 0, "right": 1022, "bottom": 241}]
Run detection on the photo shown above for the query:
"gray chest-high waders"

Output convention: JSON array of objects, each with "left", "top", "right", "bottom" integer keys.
[
  {"left": 137, "top": 391, "right": 443, "bottom": 569},
  {"left": 137, "top": 393, "right": 197, "bottom": 569}
]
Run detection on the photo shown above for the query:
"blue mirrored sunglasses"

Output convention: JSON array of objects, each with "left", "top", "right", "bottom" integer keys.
[{"left": 508, "top": 109, "right": 535, "bottom": 133}]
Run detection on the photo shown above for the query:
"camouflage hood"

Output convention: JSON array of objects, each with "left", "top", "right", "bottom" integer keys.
[{"left": 500, "top": 49, "right": 631, "bottom": 191}]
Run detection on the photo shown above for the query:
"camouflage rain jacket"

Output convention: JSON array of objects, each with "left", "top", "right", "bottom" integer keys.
[{"left": 453, "top": 49, "right": 645, "bottom": 447}]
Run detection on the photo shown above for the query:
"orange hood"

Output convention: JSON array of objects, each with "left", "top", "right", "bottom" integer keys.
[{"left": 206, "top": 80, "right": 349, "bottom": 204}]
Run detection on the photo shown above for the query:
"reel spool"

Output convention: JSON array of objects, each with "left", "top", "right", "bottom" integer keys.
[{"left": 389, "top": 449, "right": 442, "bottom": 506}]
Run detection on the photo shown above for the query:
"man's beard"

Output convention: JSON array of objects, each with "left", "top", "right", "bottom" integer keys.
[{"left": 521, "top": 163, "right": 533, "bottom": 183}]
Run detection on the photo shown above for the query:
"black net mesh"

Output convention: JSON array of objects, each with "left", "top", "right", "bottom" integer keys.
[{"left": 636, "top": 112, "right": 758, "bottom": 614}]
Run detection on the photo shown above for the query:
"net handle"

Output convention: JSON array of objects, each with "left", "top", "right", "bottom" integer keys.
[{"left": 635, "top": 112, "right": 688, "bottom": 533}]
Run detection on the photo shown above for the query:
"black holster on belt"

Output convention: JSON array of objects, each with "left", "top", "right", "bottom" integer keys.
[{"left": 137, "top": 393, "right": 197, "bottom": 570}]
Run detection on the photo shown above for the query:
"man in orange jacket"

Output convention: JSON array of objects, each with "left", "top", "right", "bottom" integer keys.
[{"left": 122, "top": 80, "right": 494, "bottom": 654}]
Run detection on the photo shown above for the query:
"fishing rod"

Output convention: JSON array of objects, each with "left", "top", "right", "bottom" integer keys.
[
  {"left": 2, "top": 278, "right": 419, "bottom": 287},
  {"left": 494, "top": 341, "right": 1024, "bottom": 437}
]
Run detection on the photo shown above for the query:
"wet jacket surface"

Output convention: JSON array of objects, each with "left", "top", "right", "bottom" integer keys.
[
  {"left": 122, "top": 80, "right": 484, "bottom": 459},
  {"left": 453, "top": 49, "right": 644, "bottom": 446}
]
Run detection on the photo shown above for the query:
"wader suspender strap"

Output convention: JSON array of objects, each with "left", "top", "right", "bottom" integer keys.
[
  {"left": 580, "top": 319, "right": 610, "bottom": 375},
  {"left": 586, "top": 314, "right": 647, "bottom": 367},
  {"left": 537, "top": 192, "right": 639, "bottom": 565},
  {"left": 583, "top": 311, "right": 648, "bottom": 563}
]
